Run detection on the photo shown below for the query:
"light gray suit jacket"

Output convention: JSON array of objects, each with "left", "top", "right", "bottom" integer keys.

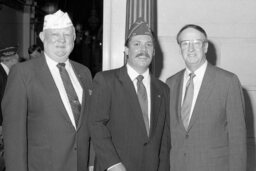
[{"left": 166, "top": 63, "right": 246, "bottom": 171}]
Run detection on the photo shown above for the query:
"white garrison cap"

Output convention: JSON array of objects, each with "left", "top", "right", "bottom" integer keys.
[{"left": 43, "top": 10, "right": 73, "bottom": 30}]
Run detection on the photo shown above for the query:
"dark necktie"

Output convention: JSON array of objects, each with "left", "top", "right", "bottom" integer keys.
[
  {"left": 136, "top": 75, "right": 149, "bottom": 136},
  {"left": 57, "top": 63, "right": 81, "bottom": 126},
  {"left": 181, "top": 73, "right": 196, "bottom": 130}
]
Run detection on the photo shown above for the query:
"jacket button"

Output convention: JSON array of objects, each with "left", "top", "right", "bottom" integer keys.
[{"left": 185, "top": 134, "right": 189, "bottom": 138}]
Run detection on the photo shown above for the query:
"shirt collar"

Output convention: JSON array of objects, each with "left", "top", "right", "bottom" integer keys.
[
  {"left": 126, "top": 64, "right": 150, "bottom": 82},
  {"left": 0, "top": 62, "right": 9, "bottom": 75},
  {"left": 184, "top": 61, "right": 208, "bottom": 78},
  {"left": 44, "top": 52, "right": 71, "bottom": 70}
]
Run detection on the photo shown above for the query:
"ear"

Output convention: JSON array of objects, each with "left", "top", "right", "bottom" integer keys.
[
  {"left": 73, "top": 33, "right": 76, "bottom": 41},
  {"left": 203, "top": 41, "right": 209, "bottom": 53},
  {"left": 73, "top": 27, "right": 76, "bottom": 40},
  {"left": 39, "top": 32, "right": 45, "bottom": 42},
  {"left": 179, "top": 45, "right": 183, "bottom": 55},
  {"left": 124, "top": 47, "right": 129, "bottom": 56}
]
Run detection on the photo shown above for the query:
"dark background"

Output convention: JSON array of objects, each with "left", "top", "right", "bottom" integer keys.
[
  {"left": 0, "top": 0, "right": 103, "bottom": 76},
  {"left": 35, "top": 0, "right": 104, "bottom": 76}
]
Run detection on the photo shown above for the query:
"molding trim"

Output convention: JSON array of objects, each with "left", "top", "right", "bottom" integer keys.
[{"left": 243, "top": 85, "right": 256, "bottom": 91}]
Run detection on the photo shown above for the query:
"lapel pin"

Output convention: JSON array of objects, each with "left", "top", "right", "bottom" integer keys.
[
  {"left": 88, "top": 89, "right": 92, "bottom": 95},
  {"left": 158, "top": 95, "right": 161, "bottom": 98}
]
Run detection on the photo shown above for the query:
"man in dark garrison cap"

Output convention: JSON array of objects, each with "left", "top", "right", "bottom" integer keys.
[{"left": 89, "top": 17, "right": 170, "bottom": 171}]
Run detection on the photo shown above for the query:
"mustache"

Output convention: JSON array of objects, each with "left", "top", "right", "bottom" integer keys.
[{"left": 136, "top": 52, "right": 150, "bottom": 58}]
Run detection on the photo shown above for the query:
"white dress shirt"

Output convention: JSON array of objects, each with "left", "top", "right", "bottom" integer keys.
[
  {"left": 45, "top": 54, "right": 83, "bottom": 129},
  {"left": 127, "top": 64, "right": 151, "bottom": 126},
  {"left": 107, "top": 64, "right": 152, "bottom": 171},
  {"left": 182, "top": 61, "right": 207, "bottom": 122},
  {"left": 0, "top": 62, "right": 9, "bottom": 75}
]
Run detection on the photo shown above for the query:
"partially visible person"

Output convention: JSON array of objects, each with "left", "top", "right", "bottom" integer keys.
[
  {"left": 89, "top": 18, "right": 170, "bottom": 171},
  {"left": 0, "top": 46, "right": 19, "bottom": 171},
  {"left": 0, "top": 46, "right": 19, "bottom": 125},
  {"left": 2, "top": 10, "right": 92, "bottom": 171},
  {"left": 28, "top": 44, "right": 42, "bottom": 59},
  {"left": 166, "top": 24, "right": 246, "bottom": 171}
]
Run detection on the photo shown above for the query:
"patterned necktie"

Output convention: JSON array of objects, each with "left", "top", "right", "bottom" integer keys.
[
  {"left": 57, "top": 63, "right": 81, "bottom": 126},
  {"left": 136, "top": 75, "right": 149, "bottom": 136},
  {"left": 181, "top": 73, "right": 196, "bottom": 130}
]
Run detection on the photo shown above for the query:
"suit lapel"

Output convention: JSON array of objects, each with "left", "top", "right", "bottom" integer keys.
[
  {"left": 0, "top": 65, "right": 7, "bottom": 80},
  {"left": 149, "top": 76, "right": 162, "bottom": 139},
  {"left": 118, "top": 66, "right": 148, "bottom": 141},
  {"left": 187, "top": 64, "right": 216, "bottom": 132},
  {"left": 176, "top": 70, "right": 187, "bottom": 131},
  {"left": 70, "top": 61, "right": 91, "bottom": 130},
  {"left": 36, "top": 55, "right": 75, "bottom": 129}
]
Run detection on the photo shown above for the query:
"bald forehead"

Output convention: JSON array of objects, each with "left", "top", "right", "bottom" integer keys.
[{"left": 178, "top": 28, "right": 207, "bottom": 42}]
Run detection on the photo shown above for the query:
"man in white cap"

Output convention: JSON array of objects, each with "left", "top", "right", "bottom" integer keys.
[
  {"left": 88, "top": 17, "right": 170, "bottom": 171},
  {"left": 2, "top": 10, "right": 92, "bottom": 171}
]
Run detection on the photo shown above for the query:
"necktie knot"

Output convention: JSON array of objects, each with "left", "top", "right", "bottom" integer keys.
[
  {"left": 57, "top": 63, "right": 66, "bottom": 69},
  {"left": 137, "top": 75, "right": 144, "bottom": 82},
  {"left": 189, "top": 72, "right": 196, "bottom": 79}
]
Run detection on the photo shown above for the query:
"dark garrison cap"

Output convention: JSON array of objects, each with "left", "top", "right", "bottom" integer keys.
[
  {"left": 0, "top": 46, "right": 18, "bottom": 58},
  {"left": 126, "top": 17, "right": 153, "bottom": 41}
]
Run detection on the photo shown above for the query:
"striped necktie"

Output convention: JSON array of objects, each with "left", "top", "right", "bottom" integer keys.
[
  {"left": 181, "top": 73, "right": 196, "bottom": 130},
  {"left": 136, "top": 75, "right": 149, "bottom": 136},
  {"left": 57, "top": 63, "right": 81, "bottom": 126}
]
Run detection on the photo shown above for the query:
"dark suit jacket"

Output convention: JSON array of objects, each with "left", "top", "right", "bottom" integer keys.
[
  {"left": 88, "top": 66, "right": 170, "bottom": 171},
  {"left": 0, "top": 64, "right": 7, "bottom": 126},
  {"left": 166, "top": 63, "right": 246, "bottom": 171},
  {"left": 2, "top": 55, "right": 92, "bottom": 171}
]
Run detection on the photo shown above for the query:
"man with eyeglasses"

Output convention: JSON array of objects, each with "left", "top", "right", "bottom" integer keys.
[{"left": 166, "top": 24, "right": 246, "bottom": 171}]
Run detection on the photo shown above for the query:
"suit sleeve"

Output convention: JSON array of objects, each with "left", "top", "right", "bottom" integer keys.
[
  {"left": 158, "top": 85, "right": 171, "bottom": 171},
  {"left": 226, "top": 75, "right": 247, "bottom": 171},
  {"left": 88, "top": 72, "right": 121, "bottom": 170},
  {"left": 2, "top": 65, "right": 28, "bottom": 171},
  {"left": 0, "top": 74, "right": 6, "bottom": 126}
]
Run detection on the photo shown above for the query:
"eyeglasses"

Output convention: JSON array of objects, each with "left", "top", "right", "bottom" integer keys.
[{"left": 179, "top": 39, "right": 206, "bottom": 50}]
